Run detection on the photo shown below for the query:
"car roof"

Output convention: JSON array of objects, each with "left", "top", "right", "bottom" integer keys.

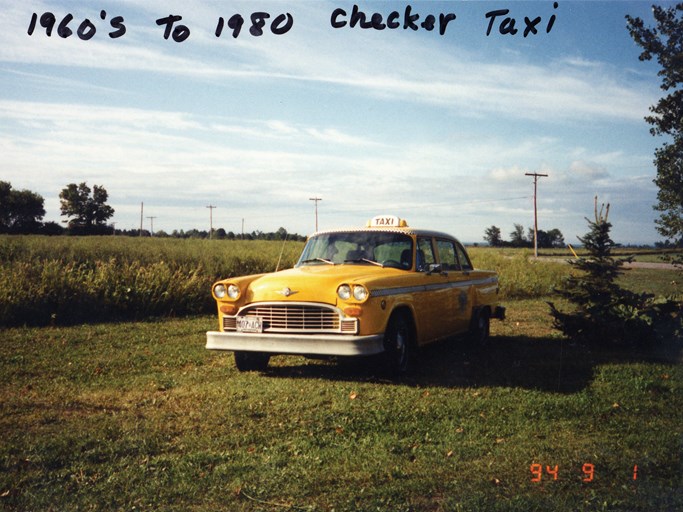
[{"left": 311, "top": 226, "right": 462, "bottom": 243}]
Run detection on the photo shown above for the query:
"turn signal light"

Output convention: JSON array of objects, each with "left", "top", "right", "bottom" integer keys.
[
  {"left": 344, "top": 306, "right": 362, "bottom": 317},
  {"left": 220, "top": 304, "right": 237, "bottom": 315}
]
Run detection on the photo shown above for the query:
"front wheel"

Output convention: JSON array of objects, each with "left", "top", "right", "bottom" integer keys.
[
  {"left": 234, "top": 351, "right": 270, "bottom": 372},
  {"left": 383, "top": 314, "right": 416, "bottom": 376}
]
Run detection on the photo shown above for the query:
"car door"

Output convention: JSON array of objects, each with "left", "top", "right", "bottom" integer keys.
[
  {"left": 435, "top": 238, "right": 472, "bottom": 334},
  {"left": 412, "top": 236, "right": 455, "bottom": 343}
]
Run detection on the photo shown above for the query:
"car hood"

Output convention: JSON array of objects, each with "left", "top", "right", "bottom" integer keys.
[{"left": 243, "top": 264, "right": 400, "bottom": 305}]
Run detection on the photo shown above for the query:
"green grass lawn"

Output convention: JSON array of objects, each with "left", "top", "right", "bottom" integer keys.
[
  {"left": 1, "top": 299, "right": 681, "bottom": 511},
  {"left": 618, "top": 268, "right": 681, "bottom": 298}
]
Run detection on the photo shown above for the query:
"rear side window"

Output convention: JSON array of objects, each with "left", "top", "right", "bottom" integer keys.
[
  {"left": 436, "top": 239, "right": 460, "bottom": 270},
  {"left": 456, "top": 243, "right": 473, "bottom": 271}
]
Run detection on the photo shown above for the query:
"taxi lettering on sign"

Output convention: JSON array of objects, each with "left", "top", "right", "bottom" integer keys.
[
  {"left": 368, "top": 215, "right": 405, "bottom": 228},
  {"left": 206, "top": 216, "right": 505, "bottom": 376}
]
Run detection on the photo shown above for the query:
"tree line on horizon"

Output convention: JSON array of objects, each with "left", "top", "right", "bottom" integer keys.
[
  {"left": 483, "top": 224, "right": 566, "bottom": 249},
  {"left": 2, "top": 179, "right": 679, "bottom": 247},
  {"left": 0, "top": 181, "right": 306, "bottom": 241}
]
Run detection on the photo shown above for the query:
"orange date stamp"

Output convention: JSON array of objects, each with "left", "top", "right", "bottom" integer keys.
[{"left": 530, "top": 463, "right": 639, "bottom": 482}]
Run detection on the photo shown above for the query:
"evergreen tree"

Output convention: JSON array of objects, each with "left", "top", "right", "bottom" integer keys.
[{"left": 548, "top": 198, "right": 680, "bottom": 344}]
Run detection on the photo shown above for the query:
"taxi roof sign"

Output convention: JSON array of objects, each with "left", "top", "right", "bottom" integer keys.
[{"left": 367, "top": 215, "right": 408, "bottom": 228}]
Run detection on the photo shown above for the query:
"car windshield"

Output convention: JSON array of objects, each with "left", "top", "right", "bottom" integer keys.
[{"left": 297, "top": 231, "right": 414, "bottom": 270}]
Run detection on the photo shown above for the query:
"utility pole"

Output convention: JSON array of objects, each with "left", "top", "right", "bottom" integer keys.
[
  {"left": 309, "top": 197, "right": 322, "bottom": 232},
  {"left": 140, "top": 202, "right": 144, "bottom": 237},
  {"left": 206, "top": 205, "right": 216, "bottom": 239},
  {"left": 525, "top": 172, "right": 548, "bottom": 258},
  {"left": 146, "top": 216, "right": 157, "bottom": 236}
]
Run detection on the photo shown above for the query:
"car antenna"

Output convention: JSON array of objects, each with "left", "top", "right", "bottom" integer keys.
[{"left": 275, "top": 233, "right": 289, "bottom": 272}]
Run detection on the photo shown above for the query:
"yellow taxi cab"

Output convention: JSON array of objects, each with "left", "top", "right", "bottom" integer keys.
[{"left": 206, "top": 215, "right": 505, "bottom": 374}]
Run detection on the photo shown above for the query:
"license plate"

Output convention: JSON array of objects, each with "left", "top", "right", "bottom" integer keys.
[{"left": 236, "top": 316, "right": 263, "bottom": 333}]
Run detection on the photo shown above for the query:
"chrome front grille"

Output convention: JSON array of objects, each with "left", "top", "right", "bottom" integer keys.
[
  {"left": 222, "top": 302, "right": 358, "bottom": 334},
  {"left": 249, "top": 304, "right": 339, "bottom": 330}
]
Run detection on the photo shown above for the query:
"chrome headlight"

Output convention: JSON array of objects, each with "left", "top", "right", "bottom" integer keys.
[
  {"left": 338, "top": 284, "right": 369, "bottom": 302},
  {"left": 227, "top": 284, "right": 240, "bottom": 299},
  {"left": 213, "top": 284, "right": 227, "bottom": 299},
  {"left": 337, "top": 284, "right": 352, "bottom": 300},
  {"left": 353, "top": 285, "right": 369, "bottom": 302}
]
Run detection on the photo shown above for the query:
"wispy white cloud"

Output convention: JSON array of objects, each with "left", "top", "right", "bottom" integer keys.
[
  {"left": 568, "top": 161, "right": 610, "bottom": 181},
  {"left": 0, "top": 93, "right": 659, "bottom": 241},
  {"left": 1, "top": 1, "right": 656, "bottom": 124}
]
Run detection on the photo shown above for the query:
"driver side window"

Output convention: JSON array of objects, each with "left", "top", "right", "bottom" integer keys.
[{"left": 417, "top": 237, "right": 436, "bottom": 271}]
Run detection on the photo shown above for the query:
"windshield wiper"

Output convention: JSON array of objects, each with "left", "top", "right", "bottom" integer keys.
[
  {"left": 344, "top": 258, "right": 383, "bottom": 267},
  {"left": 301, "top": 258, "right": 335, "bottom": 265}
]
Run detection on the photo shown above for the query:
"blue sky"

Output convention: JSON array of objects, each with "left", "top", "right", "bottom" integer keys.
[{"left": 0, "top": 1, "right": 673, "bottom": 244}]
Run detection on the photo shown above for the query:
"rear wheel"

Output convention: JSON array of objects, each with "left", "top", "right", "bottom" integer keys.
[
  {"left": 471, "top": 308, "right": 491, "bottom": 346},
  {"left": 383, "top": 314, "right": 416, "bottom": 376},
  {"left": 234, "top": 351, "right": 270, "bottom": 371}
]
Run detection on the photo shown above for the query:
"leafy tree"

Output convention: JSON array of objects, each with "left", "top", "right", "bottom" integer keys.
[
  {"left": 548, "top": 199, "right": 680, "bottom": 344},
  {"left": 59, "top": 182, "right": 114, "bottom": 234},
  {"left": 483, "top": 225, "right": 503, "bottom": 247},
  {"left": 487, "top": 224, "right": 563, "bottom": 248},
  {"left": 183, "top": 229, "right": 206, "bottom": 239},
  {"left": 546, "top": 228, "right": 565, "bottom": 248},
  {"left": 0, "top": 181, "right": 45, "bottom": 234},
  {"left": 626, "top": 4, "right": 683, "bottom": 246},
  {"left": 509, "top": 223, "right": 528, "bottom": 248},
  {"left": 41, "top": 221, "right": 64, "bottom": 236},
  {"left": 531, "top": 228, "right": 566, "bottom": 249}
]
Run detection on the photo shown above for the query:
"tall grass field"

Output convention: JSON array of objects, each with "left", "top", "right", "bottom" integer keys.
[
  {"left": 0, "top": 235, "right": 622, "bottom": 327},
  {"left": 0, "top": 236, "right": 681, "bottom": 511},
  {"left": 0, "top": 236, "right": 304, "bottom": 326}
]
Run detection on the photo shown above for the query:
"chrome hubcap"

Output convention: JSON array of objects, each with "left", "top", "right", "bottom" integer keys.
[{"left": 395, "top": 331, "right": 406, "bottom": 362}]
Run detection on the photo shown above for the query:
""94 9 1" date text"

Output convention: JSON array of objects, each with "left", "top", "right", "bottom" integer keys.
[{"left": 530, "top": 463, "right": 639, "bottom": 483}]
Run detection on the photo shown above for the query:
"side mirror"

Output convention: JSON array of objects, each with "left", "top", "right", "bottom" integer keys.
[{"left": 426, "top": 263, "right": 442, "bottom": 275}]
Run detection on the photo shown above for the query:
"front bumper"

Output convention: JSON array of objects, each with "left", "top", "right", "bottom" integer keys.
[{"left": 206, "top": 331, "right": 385, "bottom": 357}]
